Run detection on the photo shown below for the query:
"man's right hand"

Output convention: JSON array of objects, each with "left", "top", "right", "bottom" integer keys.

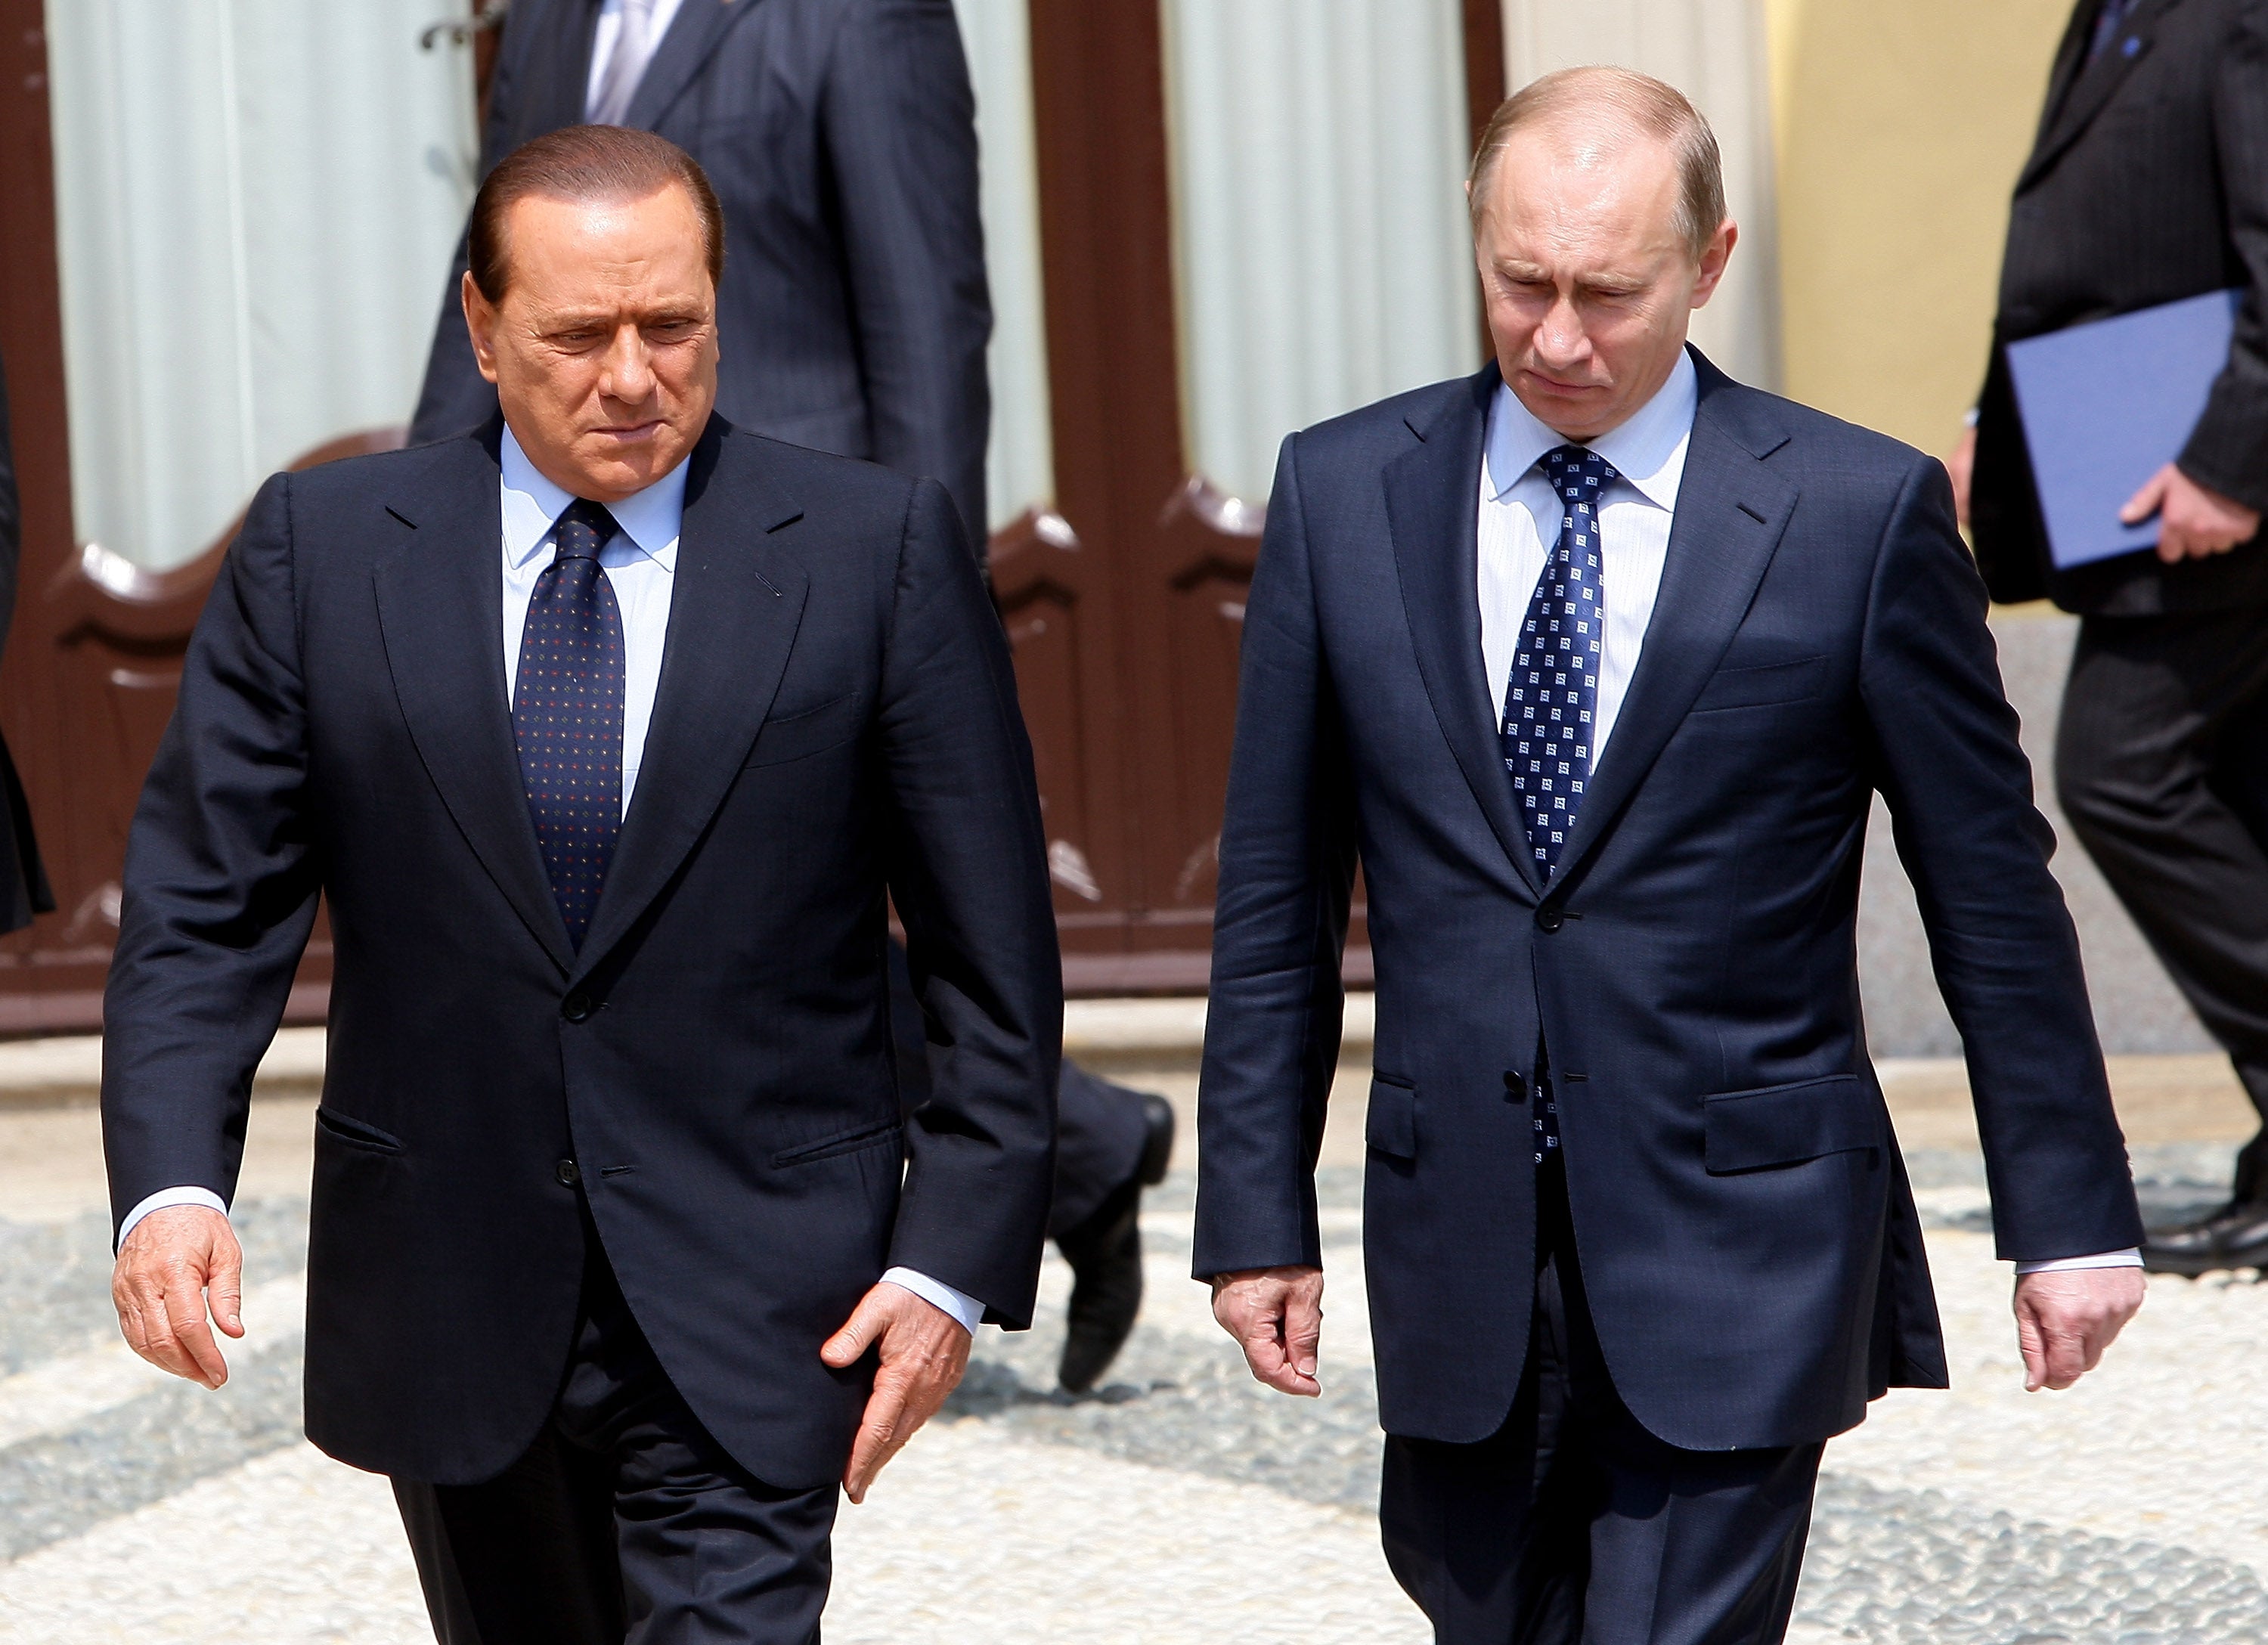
[
  {"left": 1210, "top": 1264, "right": 1325, "bottom": 1397},
  {"left": 112, "top": 1205, "right": 244, "bottom": 1389}
]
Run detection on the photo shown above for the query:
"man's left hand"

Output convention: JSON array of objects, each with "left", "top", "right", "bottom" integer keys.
[
  {"left": 820, "top": 1282, "right": 971, "bottom": 1503},
  {"left": 2121, "top": 463, "right": 2263, "bottom": 562},
  {"left": 2012, "top": 1266, "right": 2145, "bottom": 1391}
]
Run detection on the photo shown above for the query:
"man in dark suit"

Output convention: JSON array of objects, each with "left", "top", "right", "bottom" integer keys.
[
  {"left": 413, "top": 0, "right": 988, "bottom": 538},
  {"left": 0, "top": 359, "right": 52, "bottom": 934},
  {"left": 1951, "top": 0, "right": 2268, "bottom": 1275},
  {"left": 415, "top": 0, "right": 1172, "bottom": 1386},
  {"left": 1197, "top": 70, "right": 2147, "bottom": 1644},
  {"left": 104, "top": 129, "right": 1057, "bottom": 1640}
]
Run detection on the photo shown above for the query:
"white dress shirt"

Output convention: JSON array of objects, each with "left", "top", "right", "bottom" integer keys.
[
  {"left": 1475, "top": 354, "right": 2136, "bottom": 1278},
  {"left": 119, "top": 427, "right": 989, "bottom": 1331},
  {"left": 585, "top": 0, "right": 688, "bottom": 119},
  {"left": 1479, "top": 351, "right": 1693, "bottom": 764}
]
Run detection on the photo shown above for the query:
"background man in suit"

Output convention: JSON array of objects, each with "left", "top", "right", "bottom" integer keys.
[
  {"left": 1950, "top": 0, "right": 2268, "bottom": 1277},
  {"left": 104, "top": 128, "right": 1058, "bottom": 1640},
  {"left": 414, "top": 0, "right": 1171, "bottom": 1391},
  {"left": 0, "top": 359, "right": 52, "bottom": 934},
  {"left": 1196, "top": 70, "right": 2146, "bottom": 1645}
]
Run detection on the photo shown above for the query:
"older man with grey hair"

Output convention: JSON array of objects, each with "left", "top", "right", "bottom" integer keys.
[{"left": 1194, "top": 67, "right": 2145, "bottom": 1643}]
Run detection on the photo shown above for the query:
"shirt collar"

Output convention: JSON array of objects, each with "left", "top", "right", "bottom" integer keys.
[
  {"left": 1483, "top": 347, "right": 1699, "bottom": 513},
  {"left": 499, "top": 423, "right": 688, "bottom": 572}
]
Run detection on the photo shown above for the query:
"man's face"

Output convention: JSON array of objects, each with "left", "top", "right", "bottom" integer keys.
[
  {"left": 463, "top": 184, "right": 719, "bottom": 503},
  {"left": 1471, "top": 124, "right": 1734, "bottom": 443}
]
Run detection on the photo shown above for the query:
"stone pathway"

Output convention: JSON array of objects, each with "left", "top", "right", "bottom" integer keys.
[{"left": 5, "top": 1136, "right": 2266, "bottom": 1640}]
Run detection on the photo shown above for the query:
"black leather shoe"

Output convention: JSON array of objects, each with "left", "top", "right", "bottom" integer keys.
[
  {"left": 1055, "top": 1095, "right": 1176, "bottom": 1393},
  {"left": 1136, "top": 1091, "right": 1176, "bottom": 1187},
  {"left": 2143, "top": 1199, "right": 2268, "bottom": 1276},
  {"left": 1056, "top": 1178, "right": 1142, "bottom": 1394}
]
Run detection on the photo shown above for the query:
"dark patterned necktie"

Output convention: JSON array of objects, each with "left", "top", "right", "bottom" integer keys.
[
  {"left": 1503, "top": 446, "right": 1614, "bottom": 1166},
  {"left": 513, "top": 499, "right": 625, "bottom": 949},
  {"left": 1503, "top": 445, "right": 1614, "bottom": 880}
]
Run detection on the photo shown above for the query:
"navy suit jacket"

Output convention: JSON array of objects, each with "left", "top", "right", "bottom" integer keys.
[
  {"left": 410, "top": 0, "right": 991, "bottom": 545},
  {"left": 1192, "top": 355, "right": 2144, "bottom": 1452},
  {"left": 101, "top": 417, "right": 1058, "bottom": 1488}
]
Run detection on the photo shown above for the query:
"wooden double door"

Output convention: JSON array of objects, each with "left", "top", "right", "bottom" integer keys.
[{"left": 0, "top": 0, "right": 1503, "bottom": 1026}]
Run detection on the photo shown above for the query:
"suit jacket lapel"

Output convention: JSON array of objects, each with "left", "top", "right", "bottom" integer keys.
[
  {"left": 2018, "top": 0, "right": 2181, "bottom": 191},
  {"left": 573, "top": 423, "right": 807, "bottom": 976},
  {"left": 1551, "top": 359, "right": 1798, "bottom": 889},
  {"left": 625, "top": 0, "right": 756, "bottom": 130},
  {"left": 1385, "top": 368, "right": 1543, "bottom": 900},
  {"left": 373, "top": 425, "right": 576, "bottom": 974}
]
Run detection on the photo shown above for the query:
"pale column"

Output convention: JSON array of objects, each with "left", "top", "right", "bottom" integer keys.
[
  {"left": 1498, "top": 0, "right": 1783, "bottom": 391},
  {"left": 950, "top": 0, "right": 1055, "bottom": 531},
  {"left": 1163, "top": 0, "right": 1480, "bottom": 504},
  {"left": 43, "top": 0, "right": 476, "bottom": 569}
]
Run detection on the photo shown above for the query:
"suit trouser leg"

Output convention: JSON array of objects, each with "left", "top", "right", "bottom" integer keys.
[
  {"left": 1047, "top": 1059, "right": 1154, "bottom": 1235},
  {"left": 1378, "top": 1160, "right": 1822, "bottom": 1645},
  {"left": 888, "top": 937, "right": 1149, "bottom": 1232},
  {"left": 2056, "top": 609, "right": 2268, "bottom": 1186},
  {"left": 395, "top": 1241, "right": 838, "bottom": 1644}
]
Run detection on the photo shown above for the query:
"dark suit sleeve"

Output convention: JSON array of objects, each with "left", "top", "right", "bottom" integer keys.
[
  {"left": 100, "top": 475, "right": 321, "bottom": 1237},
  {"left": 820, "top": 0, "right": 992, "bottom": 548},
  {"left": 878, "top": 477, "right": 1057, "bottom": 1325},
  {"left": 1188, "top": 436, "right": 1358, "bottom": 1281},
  {"left": 1860, "top": 455, "right": 2143, "bottom": 1263},
  {"left": 2178, "top": 0, "right": 2268, "bottom": 509},
  {"left": 406, "top": 20, "right": 525, "bottom": 445}
]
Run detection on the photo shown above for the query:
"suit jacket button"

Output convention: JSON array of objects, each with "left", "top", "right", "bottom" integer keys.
[
  {"left": 561, "top": 992, "right": 592, "bottom": 1022},
  {"left": 1535, "top": 907, "right": 1564, "bottom": 933},
  {"left": 1503, "top": 1070, "right": 1527, "bottom": 1101},
  {"left": 556, "top": 1159, "right": 581, "bottom": 1186}
]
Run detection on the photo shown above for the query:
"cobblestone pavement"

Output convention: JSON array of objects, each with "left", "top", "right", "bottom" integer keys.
[{"left": 5, "top": 1144, "right": 2266, "bottom": 1641}]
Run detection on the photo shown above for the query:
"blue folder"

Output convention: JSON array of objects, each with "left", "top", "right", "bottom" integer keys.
[{"left": 2006, "top": 288, "right": 2239, "bottom": 570}]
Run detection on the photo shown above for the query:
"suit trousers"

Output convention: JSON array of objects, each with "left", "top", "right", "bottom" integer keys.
[
  {"left": 1378, "top": 1155, "right": 1823, "bottom": 1645},
  {"left": 2056, "top": 606, "right": 2268, "bottom": 1189},
  {"left": 392, "top": 1226, "right": 838, "bottom": 1644}
]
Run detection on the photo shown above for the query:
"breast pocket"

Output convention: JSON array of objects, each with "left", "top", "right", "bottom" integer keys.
[
  {"left": 744, "top": 692, "right": 863, "bottom": 768},
  {"left": 1689, "top": 655, "right": 1827, "bottom": 714}
]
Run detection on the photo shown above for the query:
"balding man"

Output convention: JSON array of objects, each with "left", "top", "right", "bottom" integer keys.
[
  {"left": 1194, "top": 70, "right": 2146, "bottom": 1643},
  {"left": 102, "top": 127, "right": 1056, "bottom": 1640}
]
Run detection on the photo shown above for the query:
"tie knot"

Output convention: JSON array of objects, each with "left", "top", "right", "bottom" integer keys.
[
  {"left": 1541, "top": 445, "right": 1617, "bottom": 501},
  {"left": 553, "top": 500, "right": 618, "bottom": 563}
]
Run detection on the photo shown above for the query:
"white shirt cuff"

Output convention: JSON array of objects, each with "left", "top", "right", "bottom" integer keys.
[
  {"left": 2013, "top": 1248, "right": 2143, "bottom": 1275},
  {"left": 880, "top": 1266, "right": 983, "bottom": 1334},
  {"left": 116, "top": 1186, "right": 230, "bottom": 1250}
]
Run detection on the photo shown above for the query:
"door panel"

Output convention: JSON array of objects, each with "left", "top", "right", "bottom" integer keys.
[{"left": 1018, "top": 0, "right": 1498, "bottom": 990}]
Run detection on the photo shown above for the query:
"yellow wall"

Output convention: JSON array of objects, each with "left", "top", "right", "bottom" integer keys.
[{"left": 1765, "top": 0, "right": 2073, "bottom": 454}]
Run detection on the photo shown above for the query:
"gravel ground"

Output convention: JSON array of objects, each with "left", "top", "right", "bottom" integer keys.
[{"left": 7, "top": 1160, "right": 2267, "bottom": 1642}]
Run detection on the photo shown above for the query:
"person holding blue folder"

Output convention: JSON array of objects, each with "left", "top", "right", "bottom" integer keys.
[{"left": 1951, "top": 0, "right": 2268, "bottom": 1276}]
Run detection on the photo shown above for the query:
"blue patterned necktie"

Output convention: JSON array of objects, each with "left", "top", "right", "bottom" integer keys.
[
  {"left": 513, "top": 499, "right": 626, "bottom": 949},
  {"left": 1503, "top": 445, "right": 1614, "bottom": 1166},
  {"left": 1503, "top": 445, "right": 1614, "bottom": 879}
]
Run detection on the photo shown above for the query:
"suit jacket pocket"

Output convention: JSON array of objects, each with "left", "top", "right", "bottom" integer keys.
[
  {"left": 1689, "top": 655, "right": 1827, "bottom": 714},
  {"left": 1703, "top": 1074, "right": 1879, "bottom": 1173},
  {"left": 772, "top": 1117, "right": 903, "bottom": 1169},
  {"left": 1366, "top": 1076, "right": 1418, "bottom": 1160},
  {"left": 744, "top": 692, "right": 862, "bottom": 768},
  {"left": 314, "top": 1105, "right": 406, "bottom": 1155}
]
